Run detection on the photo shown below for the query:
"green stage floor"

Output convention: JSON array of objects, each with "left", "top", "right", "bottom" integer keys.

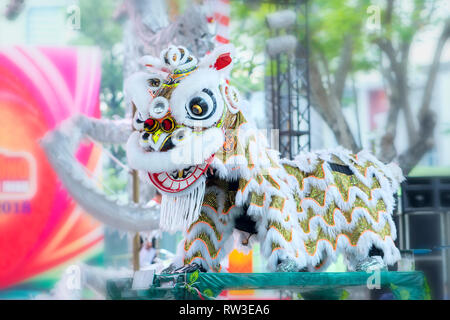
[{"left": 107, "top": 271, "right": 430, "bottom": 300}]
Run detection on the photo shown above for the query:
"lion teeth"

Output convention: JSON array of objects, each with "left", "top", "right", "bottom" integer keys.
[
  {"left": 179, "top": 181, "right": 188, "bottom": 189},
  {"left": 193, "top": 168, "right": 202, "bottom": 178},
  {"left": 187, "top": 176, "right": 195, "bottom": 184},
  {"left": 171, "top": 181, "right": 180, "bottom": 190},
  {"left": 158, "top": 173, "right": 168, "bottom": 181},
  {"left": 162, "top": 179, "right": 172, "bottom": 188}
]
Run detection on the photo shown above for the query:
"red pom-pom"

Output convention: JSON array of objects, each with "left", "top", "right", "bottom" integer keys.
[
  {"left": 214, "top": 53, "right": 232, "bottom": 71},
  {"left": 145, "top": 118, "right": 155, "bottom": 127},
  {"left": 161, "top": 118, "right": 175, "bottom": 132}
]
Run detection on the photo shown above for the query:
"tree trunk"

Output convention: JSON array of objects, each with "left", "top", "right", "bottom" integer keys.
[
  {"left": 309, "top": 58, "right": 360, "bottom": 152},
  {"left": 394, "top": 18, "right": 450, "bottom": 174}
]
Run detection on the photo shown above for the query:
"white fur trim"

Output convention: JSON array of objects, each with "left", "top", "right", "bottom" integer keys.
[
  {"left": 124, "top": 72, "right": 163, "bottom": 117},
  {"left": 139, "top": 55, "right": 165, "bottom": 70},
  {"left": 198, "top": 44, "right": 236, "bottom": 76},
  {"left": 126, "top": 127, "right": 224, "bottom": 173},
  {"left": 170, "top": 68, "right": 224, "bottom": 127},
  {"left": 160, "top": 176, "right": 206, "bottom": 233}
]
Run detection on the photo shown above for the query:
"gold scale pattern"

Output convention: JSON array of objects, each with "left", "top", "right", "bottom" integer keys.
[
  {"left": 183, "top": 179, "right": 239, "bottom": 269},
  {"left": 283, "top": 159, "right": 393, "bottom": 256},
  {"left": 182, "top": 109, "right": 394, "bottom": 269}
]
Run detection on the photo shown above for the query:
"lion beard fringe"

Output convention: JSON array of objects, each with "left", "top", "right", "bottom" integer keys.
[{"left": 159, "top": 176, "right": 206, "bottom": 233}]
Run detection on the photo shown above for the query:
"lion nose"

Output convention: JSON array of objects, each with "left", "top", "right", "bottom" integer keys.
[
  {"left": 144, "top": 116, "right": 177, "bottom": 146},
  {"left": 148, "top": 97, "right": 169, "bottom": 119}
]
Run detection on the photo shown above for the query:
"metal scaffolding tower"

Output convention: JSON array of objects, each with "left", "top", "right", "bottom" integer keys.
[{"left": 265, "top": 0, "right": 311, "bottom": 159}]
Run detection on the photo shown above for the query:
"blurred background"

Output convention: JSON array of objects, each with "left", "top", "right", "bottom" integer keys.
[{"left": 0, "top": 0, "right": 449, "bottom": 299}]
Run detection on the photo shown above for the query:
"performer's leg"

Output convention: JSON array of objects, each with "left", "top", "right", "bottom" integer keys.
[
  {"left": 260, "top": 197, "right": 304, "bottom": 272},
  {"left": 179, "top": 201, "right": 235, "bottom": 273}
]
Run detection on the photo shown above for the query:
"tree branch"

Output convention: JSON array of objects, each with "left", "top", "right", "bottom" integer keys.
[
  {"left": 395, "top": 109, "right": 436, "bottom": 174},
  {"left": 373, "top": 38, "right": 400, "bottom": 77},
  {"left": 420, "top": 18, "right": 450, "bottom": 114},
  {"left": 318, "top": 51, "right": 333, "bottom": 92},
  {"left": 309, "top": 58, "right": 359, "bottom": 151},
  {"left": 334, "top": 35, "right": 353, "bottom": 102},
  {"left": 375, "top": 36, "right": 417, "bottom": 145},
  {"left": 385, "top": 0, "right": 394, "bottom": 26},
  {"left": 395, "top": 18, "right": 450, "bottom": 174}
]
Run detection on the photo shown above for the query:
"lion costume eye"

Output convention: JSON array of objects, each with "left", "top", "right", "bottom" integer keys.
[
  {"left": 186, "top": 89, "right": 216, "bottom": 120},
  {"left": 147, "top": 77, "right": 163, "bottom": 93},
  {"left": 147, "top": 78, "right": 161, "bottom": 87}
]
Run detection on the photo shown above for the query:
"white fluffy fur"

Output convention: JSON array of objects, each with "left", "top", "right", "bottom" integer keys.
[
  {"left": 173, "top": 197, "right": 237, "bottom": 272},
  {"left": 139, "top": 55, "right": 166, "bottom": 71},
  {"left": 198, "top": 44, "right": 236, "bottom": 76},
  {"left": 209, "top": 131, "right": 403, "bottom": 272},
  {"left": 124, "top": 44, "right": 403, "bottom": 273},
  {"left": 170, "top": 68, "right": 224, "bottom": 128},
  {"left": 160, "top": 176, "right": 206, "bottom": 233},
  {"left": 126, "top": 127, "right": 224, "bottom": 173},
  {"left": 124, "top": 72, "right": 162, "bottom": 117}
]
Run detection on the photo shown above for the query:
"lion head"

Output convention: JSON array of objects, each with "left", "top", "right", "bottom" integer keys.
[
  {"left": 125, "top": 45, "right": 256, "bottom": 230},
  {"left": 125, "top": 44, "right": 244, "bottom": 193}
]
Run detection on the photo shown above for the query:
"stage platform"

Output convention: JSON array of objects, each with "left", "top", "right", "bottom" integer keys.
[{"left": 106, "top": 271, "right": 430, "bottom": 300}]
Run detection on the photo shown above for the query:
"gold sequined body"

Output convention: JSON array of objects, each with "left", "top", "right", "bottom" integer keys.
[{"left": 180, "top": 110, "right": 401, "bottom": 272}]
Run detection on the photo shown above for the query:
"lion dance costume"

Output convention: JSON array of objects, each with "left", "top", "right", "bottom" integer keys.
[{"left": 125, "top": 45, "right": 403, "bottom": 273}]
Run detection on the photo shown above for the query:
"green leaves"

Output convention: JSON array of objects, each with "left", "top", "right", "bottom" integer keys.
[
  {"left": 71, "top": 0, "right": 125, "bottom": 119},
  {"left": 76, "top": 0, "right": 123, "bottom": 48},
  {"left": 339, "top": 289, "right": 350, "bottom": 300},
  {"left": 203, "top": 289, "right": 214, "bottom": 298},
  {"left": 184, "top": 270, "right": 216, "bottom": 299},
  {"left": 399, "top": 289, "right": 411, "bottom": 300},
  {"left": 189, "top": 270, "right": 199, "bottom": 285},
  {"left": 390, "top": 284, "right": 412, "bottom": 300}
]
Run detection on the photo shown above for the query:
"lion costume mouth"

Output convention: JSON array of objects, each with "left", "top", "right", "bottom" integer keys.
[
  {"left": 148, "top": 156, "right": 214, "bottom": 193},
  {"left": 126, "top": 128, "right": 224, "bottom": 194},
  {"left": 124, "top": 44, "right": 236, "bottom": 232}
]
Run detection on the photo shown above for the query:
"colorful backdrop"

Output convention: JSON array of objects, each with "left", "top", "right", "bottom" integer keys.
[{"left": 0, "top": 47, "right": 104, "bottom": 290}]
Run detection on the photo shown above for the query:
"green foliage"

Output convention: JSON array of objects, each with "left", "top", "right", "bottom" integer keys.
[
  {"left": 229, "top": 2, "right": 272, "bottom": 93},
  {"left": 71, "top": 0, "right": 125, "bottom": 118},
  {"left": 339, "top": 289, "right": 350, "bottom": 300},
  {"left": 310, "top": 0, "right": 371, "bottom": 70},
  {"left": 71, "top": 0, "right": 122, "bottom": 48},
  {"left": 423, "top": 276, "right": 432, "bottom": 300},
  {"left": 103, "top": 165, "right": 128, "bottom": 196},
  {"left": 189, "top": 270, "right": 199, "bottom": 284},
  {"left": 230, "top": 0, "right": 445, "bottom": 95},
  {"left": 183, "top": 270, "right": 215, "bottom": 299},
  {"left": 184, "top": 270, "right": 201, "bottom": 296},
  {"left": 390, "top": 283, "right": 412, "bottom": 300},
  {"left": 203, "top": 288, "right": 213, "bottom": 298},
  {"left": 70, "top": 0, "right": 127, "bottom": 194}
]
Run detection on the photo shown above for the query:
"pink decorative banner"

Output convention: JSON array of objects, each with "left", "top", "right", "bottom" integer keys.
[{"left": 0, "top": 47, "right": 103, "bottom": 289}]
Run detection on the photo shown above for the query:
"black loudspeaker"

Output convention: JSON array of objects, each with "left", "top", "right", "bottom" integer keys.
[
  {"left": 408, "top": 213, "right": 442, "bottom": 249},
  {"left": 415, "top": 259, "right": 445, "bottom": 300},
  {"left": 402, "top": 177, "right": 450, "bottom": 211},
  {"left": 440, "top": 178, "right": 450, "bottom": 208},
  {"left": 401, "top": 176, "right": 450, "bottom": 300}
]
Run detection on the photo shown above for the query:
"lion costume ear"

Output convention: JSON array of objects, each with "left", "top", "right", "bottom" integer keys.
[
  {"left": 139, "top": 55, "right": 171, "bottom": 75},
  {"left": 124, "top": 72, "right": 164, "bottom": 116},
  {"left": 199, "top": 44, "right": 236, "bottom": 76}
]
